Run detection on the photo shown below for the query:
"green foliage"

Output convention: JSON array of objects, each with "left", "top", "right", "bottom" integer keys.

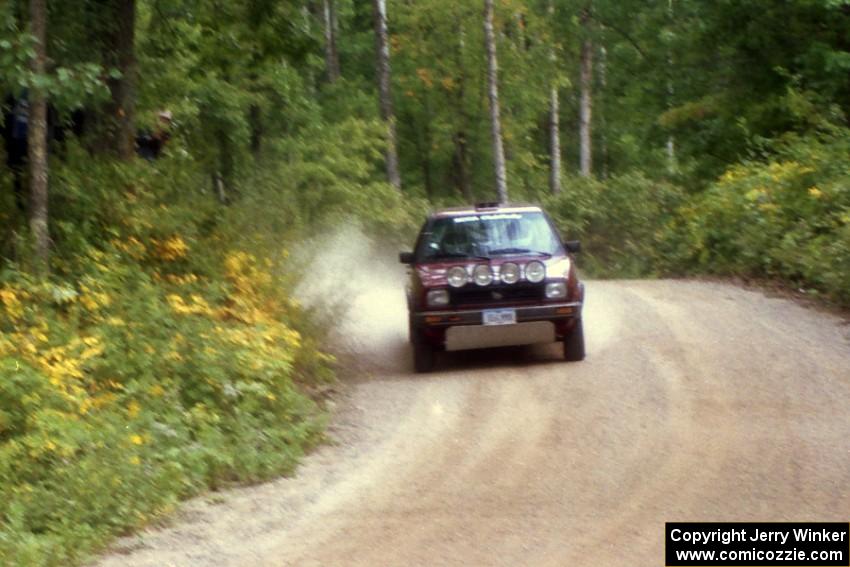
[
  {"left": 665, "top": 124, "right": 850, "bottom": 304},
  {"left": 545, "top": 171, "right": 685, "bottom": 277},
  {"left": 0, "top": 155, "right": 344, "bottom": 565},
  {"left": 0, "top": 5, "right": 33, "bottom": 92}
]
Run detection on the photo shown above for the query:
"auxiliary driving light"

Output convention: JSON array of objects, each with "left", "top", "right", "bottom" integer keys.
[
  {"left": 500, "top": 262, "right": 520, "bottom": 284},
  {"left": 525, "top": 261, "right": 546, "bottom": 283},
  {"left": 447, "top": 266, "right": 467, "bottom": 288},
  {"left": 473, "top": 264, "right": 493, "bottom": 286}
]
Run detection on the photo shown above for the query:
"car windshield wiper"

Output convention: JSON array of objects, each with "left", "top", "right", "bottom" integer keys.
[{"left": 488, "top": 248, "right": 552, "bottom": 257}]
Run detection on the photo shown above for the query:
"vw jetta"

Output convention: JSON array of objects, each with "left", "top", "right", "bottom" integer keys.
[{"left": 400, "top": 202, "right": 585, "bottom": 372}]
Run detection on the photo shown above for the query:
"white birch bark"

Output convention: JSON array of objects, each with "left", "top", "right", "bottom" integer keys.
[
  {"left": 484, "top": 0, "right": 508, "bottom": 203},
  {"left": 598, "top": 45, "right": 608, "bottom": 179},
  {"left": 579, "top": 34, "right": 593, "bottom": 178},
  {"left": 548, "top": 0, "right": 561, "bottom": 194},
  {"left": 549, "top": 85, "right": 562, "bottom": 194},
  {"left": 666, "top": 0, "right": 677, "bottom": 174},
  {"left": 323, "top": 0, "right": 340, "bottom": 82},
  {"left": 373, "top": 0, "right": 401, "bottom": 189}
]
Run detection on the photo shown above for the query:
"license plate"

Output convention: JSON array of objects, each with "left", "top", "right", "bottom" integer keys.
[{"left": 482, "top": 309, "right": 516, "bottom": 326}]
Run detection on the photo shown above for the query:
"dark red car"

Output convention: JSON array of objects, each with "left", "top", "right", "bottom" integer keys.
[{"left": 400, "top": 202, "right": 585, "bottom": 372}]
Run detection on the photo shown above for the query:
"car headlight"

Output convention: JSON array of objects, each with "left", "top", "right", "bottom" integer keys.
[
  {"left": 447, "top": 266, "right": 467, "bottom": 288},
  {"left": 525, "top": 261, "right": 546, "bottom": 283},
  {"left": 473, "top": 264, "right": 493, "bottom": 286},
  {"left": 545, "top": 282, "right": 567, "bottom": 299},
  {"left": 500, "top": 262, "right": 519, "bottom": 284},
  {"left": 426, "top": 289, "right": 450, "bottom": 307}
]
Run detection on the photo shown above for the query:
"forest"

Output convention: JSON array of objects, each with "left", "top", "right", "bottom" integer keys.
[{"left": 0, "top": 0, "right": 849, "bottom": 564}]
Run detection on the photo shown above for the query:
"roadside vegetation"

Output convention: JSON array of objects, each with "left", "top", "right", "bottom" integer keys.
[{"left": 1, "top": 0, "right": 849, "bottom": 565}]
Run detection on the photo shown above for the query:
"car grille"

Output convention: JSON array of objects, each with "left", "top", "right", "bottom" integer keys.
[{"left": 449, "top": 283, "right": 545, "bottom": 307}]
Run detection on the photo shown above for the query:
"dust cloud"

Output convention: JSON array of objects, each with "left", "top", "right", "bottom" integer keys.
[{"left": 292, "top": 223, "right": 409, "bottom": 373}]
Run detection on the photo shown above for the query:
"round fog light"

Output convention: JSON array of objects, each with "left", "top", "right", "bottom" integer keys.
[
  {"left": 500, "top": 262, "right": 519, "bottom": 284},
  {"left": 447, "top": 266, "right": 467, "bottom": 288},
  {"left": 473, "top": 264, "right": 493, "bottom": 286},
  {"left": 525, "top": 261, "right": 546, "bottom": 283}
]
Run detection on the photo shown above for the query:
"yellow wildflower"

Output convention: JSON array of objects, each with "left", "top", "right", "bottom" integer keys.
[
  {"left": 0, "top": 288, "right": 24, "bottom": 319},
  {"left": 156, "top": 235, "right": 189, "bottom": 261},
  {"left": 127, "top": 400, "right": 141, "bottom": 418}
]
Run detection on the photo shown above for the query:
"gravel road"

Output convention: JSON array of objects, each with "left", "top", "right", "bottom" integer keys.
[{"left": 93, "top": 266, "right": 850, "bottom": 566}]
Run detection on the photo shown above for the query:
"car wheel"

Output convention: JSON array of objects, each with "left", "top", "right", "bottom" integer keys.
[
  {"left": 563, "top": 319, "right": 585, "bottom": 362},
  {"left": 412, "top": 334, "right": 435, "bottom": 373}
]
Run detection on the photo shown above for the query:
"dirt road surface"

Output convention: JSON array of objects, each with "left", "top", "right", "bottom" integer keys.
[{"left": 94, "top": 260, "right": 850, "bottom": 566}]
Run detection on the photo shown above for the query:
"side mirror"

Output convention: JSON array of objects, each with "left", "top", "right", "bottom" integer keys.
[
  {"left": 399, "top": 251, "right": 415, "bottom": 264},
  {"left": 564, "top": 240, "right": 581, "bottom": 254}
]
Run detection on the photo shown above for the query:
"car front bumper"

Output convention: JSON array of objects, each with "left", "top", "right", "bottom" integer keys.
[
  {"left": 412, "top": 302, "right": 583, "bottom": 350},
  {"left": 412, "top": 301, "right": 583, "bottom": 329}
]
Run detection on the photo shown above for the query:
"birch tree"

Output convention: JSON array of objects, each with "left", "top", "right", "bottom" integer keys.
[
  {"left": 484, "top": 0, "right": 508, "bottom": 203},
  {"left": 598, "top": 45, "right": 608, "bottom": 179},
  {"left": 548, "top": 0, "right": 561, "bottom": 194},
  {"left": 323, "top": 0, "right": 341, "bottom": 82},
  {"left": 28, "top": 0, "right": 49, "bottom": 268},
  {"left": 578, "top": 4, "right": 593, "bottom": 178},
  {"left": 665, "top": 0, "right": 676, "bottom": 174},
  {"left": 373, "top": 0, "right": 401, "bottom": 189},
  {"left": 452, "top": 21, "right": 473, "bottom": 202}
]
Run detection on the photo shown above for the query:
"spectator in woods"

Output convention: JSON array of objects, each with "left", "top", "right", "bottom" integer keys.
[
  {"left": 3, "top": 93, "right": 78, "bottom": 214},
  {"left": 136, "top": 110, "right": 173, "bottom": 160}
]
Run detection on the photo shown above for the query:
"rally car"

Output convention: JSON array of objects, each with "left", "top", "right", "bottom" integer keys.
[{"left": 400, "top": 202, "right": 585, "bottom": 372}]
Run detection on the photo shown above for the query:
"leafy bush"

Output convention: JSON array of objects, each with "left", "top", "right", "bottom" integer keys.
[
  {"left": 0, "top": 98, "right": 423, "bottom": 564},
  {"left": 545, "top": 171, "right": 685, "bottom": 277},
  {"left": 667, "top": 126, "right": 850, "bottom": 303},
  {"left": 0, "top": 229, "right": 327, "bottom": 565},
  {"left": 543, "top": 122, "right": 850, "bottom": 309}
]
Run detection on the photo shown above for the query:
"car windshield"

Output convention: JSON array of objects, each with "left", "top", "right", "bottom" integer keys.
[{"left": 417, "top": 211, "right": 563, "bottom": 261}]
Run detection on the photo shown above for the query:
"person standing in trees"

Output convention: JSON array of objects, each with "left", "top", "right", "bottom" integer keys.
[
  {"left": 4, "top": 94, "right": 30, "bottom": 212},
  {"left": 136, "top": 110, "right": 173, "bottom": 161}
]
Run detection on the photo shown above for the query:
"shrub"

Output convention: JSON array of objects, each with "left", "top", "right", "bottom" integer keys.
[
  {"left": 670, "top": 126, "right": 850, "bottom": 303},
  {"left": 545, "top": 171, "right": 685, "bottom": 277}
]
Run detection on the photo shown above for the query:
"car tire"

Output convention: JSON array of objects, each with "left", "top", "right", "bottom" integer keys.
[
  {"left": 412, "top": 334, "right": 436, "bottom": 373},
  {"left": 563, "top": 319, "right": 585, "bottom": 362}
]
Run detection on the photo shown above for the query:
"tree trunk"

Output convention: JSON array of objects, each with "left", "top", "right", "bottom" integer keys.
[
  {"left": 28, "top": 0, "right": 49, "bottom": 270},
  {"left": 549, "top": 85, "right": 561, "bottom": 193},
  {"left": 579, "top": 24, "right": 593, "bottom": 177},
  {"left": 452, "top": 21, "right": 473, "bottom": 202},
  {"left": 598, "top": 45, "right": 608, "bottom": 179},
  {"left": 452, "top": 132, "right": 472, "bottom": 202},
  {"left": 665, "top": 0, "right": 676, "bottom": 174},
  {"left": 323, "top": 0, "right": 341, "bottom": 82},
  {"left": 372, "top": 0, "right": 401, "bottom": 190},
  {"left": 484, "top": 0, "right": 508, "bottom": 203},
  {"left": 548, "top": 0, "right": 561, "bottom": 194},
  {"left": 249, "top": 103, "right": 262, "bottom": 155},
  {"left": 101, "top": 0, "right": 137, "bottom": 159}
]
